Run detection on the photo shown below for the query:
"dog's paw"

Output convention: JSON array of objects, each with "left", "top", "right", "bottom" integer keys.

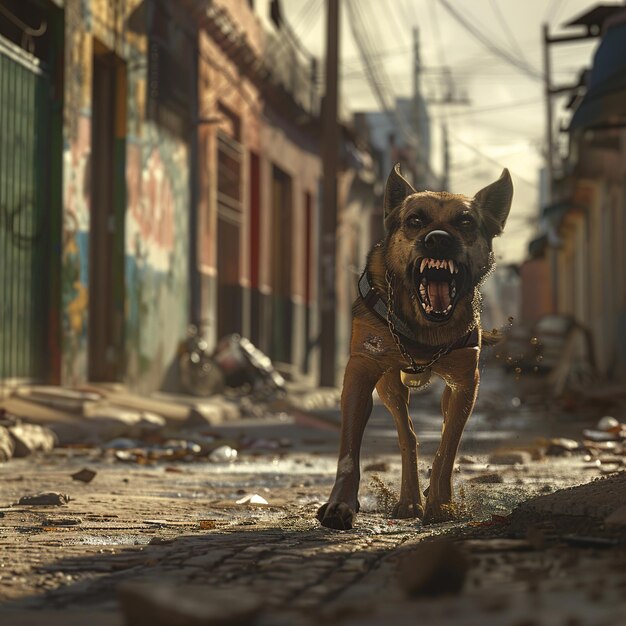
[
  {"left": 316, "top": 501, "right": 357, "bottom": 530},
  {"left": 392, "top": 499, "right": 424, "bottom": 520},
  {"left": 423, "top": 502, "right": 456, "bottom": 525}
]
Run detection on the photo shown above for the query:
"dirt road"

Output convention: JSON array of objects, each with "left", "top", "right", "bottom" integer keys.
[{"left": 1, "top": 373, "right": 625, "bottom": 625}]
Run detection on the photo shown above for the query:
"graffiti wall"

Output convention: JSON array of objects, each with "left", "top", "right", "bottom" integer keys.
[
  {"left": 61, "top": 0, "right": 92, "bottom": 384},
  {"left": 125, "top": 132, "right": 190, "bottom": 392},
  {"left": 61, "top": 0, "right": 190, "bottom": 391}
]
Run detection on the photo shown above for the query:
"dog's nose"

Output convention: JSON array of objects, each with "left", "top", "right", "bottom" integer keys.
[{"left": 423, "top": 229, "right": 452, "bottom": 251}]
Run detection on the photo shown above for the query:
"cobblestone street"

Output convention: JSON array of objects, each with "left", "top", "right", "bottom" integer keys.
[{"left": 1, "top": 372, "right": 625, "bottom": 625}]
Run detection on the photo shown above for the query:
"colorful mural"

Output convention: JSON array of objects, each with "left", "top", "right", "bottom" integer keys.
[
  {"left": 59, "top": 0, "right": 190, "bottom": 392},
  {"left": 125, "top": 131, "right": 190, "bottom": 392},
  {"left": 61, "top": 5, "right": 92, "bottom": 384}
]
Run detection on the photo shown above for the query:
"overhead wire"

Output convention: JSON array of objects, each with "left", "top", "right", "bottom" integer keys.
[
  {"left": 447, "top": 129, "right": 536, "bottom": 188},
  {"left": 437, "top": 0, "right": 543, "bottom": 81},
  {"left": 488, "top": 0, "right": 531, "bottom": 66}
]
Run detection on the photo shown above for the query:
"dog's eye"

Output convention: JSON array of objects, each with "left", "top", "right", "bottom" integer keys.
[
  {"left": 406, "top": 216, "right": 422, "bottom": 229},
  {"left": 459, "top": 216, "right": 476, "bottom": 229}
]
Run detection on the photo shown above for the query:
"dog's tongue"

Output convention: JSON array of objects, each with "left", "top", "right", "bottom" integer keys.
[{"left": 427, "top": 282, "right": 450, "bottom": 311}]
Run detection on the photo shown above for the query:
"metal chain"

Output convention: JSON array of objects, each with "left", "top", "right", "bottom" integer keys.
[{"left": 385, "top": 270, "right": 455, "bottom": 372}]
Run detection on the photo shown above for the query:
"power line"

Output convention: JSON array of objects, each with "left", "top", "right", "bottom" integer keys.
[
  {"left": 448, "top": 129, "right": 536, "bottom": 188},
  {"left": 545, "top": 0, "right": 568, "bottom": 24},
  {"left": 437, "top": 0, "right": 543, "bottom": 81},
  {"left": 288, "top": 0, "right": 323, "bottom": 38},
  {"left": 428, "top": 97, "right": 542, "bottom": 120},
  {"left": 489, "top": 0, "right": 531, "bottom": 66}
]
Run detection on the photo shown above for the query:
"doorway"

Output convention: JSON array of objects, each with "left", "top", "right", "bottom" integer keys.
[{"left": 88, "top": 43, "right": 126, "bottom": 381}]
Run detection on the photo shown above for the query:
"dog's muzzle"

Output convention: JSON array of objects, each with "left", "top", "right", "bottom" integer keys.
[{"left": 424, "top": 230, "right": 452, "bottom": 252}]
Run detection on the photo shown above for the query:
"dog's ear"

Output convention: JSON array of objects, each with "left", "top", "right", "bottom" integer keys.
[
  {"left": 474, "top": 169, "right": 513, "bottom": 237},
  {"left": 384, "top": 163, "right": 416, "bottom": 231}
]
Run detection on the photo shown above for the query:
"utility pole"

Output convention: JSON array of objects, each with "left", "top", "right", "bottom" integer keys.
[
  {"left": 542, "top": 21, "right": 601, "bottom": 203},
  {"left": 441, "top": 123, "right": 450, "bottom": 191},
  {"left": 542, "top": 23, "right": 554, "bottom": 204},
  {"left": 319, "top": 0, "right": 339, "bottom": 387},
  {"left": 412, "top": 27, "right": 423, "bottom": 188}
]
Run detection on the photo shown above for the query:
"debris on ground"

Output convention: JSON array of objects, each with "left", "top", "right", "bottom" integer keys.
[
  {"left": 236, "top": 494, "right": 269, "bottom": 505},
  {"left": 0, "top": 425, "right": 14, "bottom": 462},
  {"left": 17, "top": 492, "right": 71, "bottom": 506},
  {"left": 7, "top": 422, "right": 57, "bottom": 457},
  {"left": 208, "top": 445, "right": 238, "bottom": 462},
  {"left": 71, "top": 468, "right": 97, "bottom": 483}
]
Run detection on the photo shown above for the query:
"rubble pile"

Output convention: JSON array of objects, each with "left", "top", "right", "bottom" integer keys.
[
  {"left": 483, "top": 415, "right": 626, "bottom": 476},
  {"left": 0, "top": 409, "right": 57, "bottom": 464}
]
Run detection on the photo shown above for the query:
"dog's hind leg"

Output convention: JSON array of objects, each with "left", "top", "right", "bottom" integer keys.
[
  {"left": 425, "top": 347, "right": 480, "bottom": 523},
  {"left": 376, "top": 369, "right": 423, "bottom": 519},
  {"left": 317, "top": 355, "right": 381, "bottom": 530}
]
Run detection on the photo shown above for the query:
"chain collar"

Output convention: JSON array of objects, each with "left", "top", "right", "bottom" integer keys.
[{"left": 384, "top": 270, "right": 456, "bottom": 373}]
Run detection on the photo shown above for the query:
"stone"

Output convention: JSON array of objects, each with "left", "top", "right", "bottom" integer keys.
[
  {"left": 8, "top": 422, "right": 57, "bottom": 457},
  {"left": 488, "top": 450, "right": 532, "bottom": 465},
  {"left": 71, "top": 468, "right": 97, "bottom": 483},
  {"left": 118, "top": 582, "right": 261, "bottom": 626},
  {"left": 235, "top": 494, "right": 269, "bottom": 505},
  {"left": 0, "top": 426, "right": 14, "bottom": 462},
  {"left": 397, "top": 540, "right": 468, "bottom": 597},
  {"left": 18, "top": 492, "right": 70, "bottom": 506},
  {"left": 208, "top": 445, "right": 238, "bottom": 463},
  {"left": 597, "top": 416, "right": 619, "bottom": 432},
  {"left": 545, "top": 438, "right": 581, "bottom": 456}
]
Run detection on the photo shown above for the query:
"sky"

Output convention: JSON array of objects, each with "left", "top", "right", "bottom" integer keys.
[{"left": 280, "top": 0, "right": 607, "bottom": 264}]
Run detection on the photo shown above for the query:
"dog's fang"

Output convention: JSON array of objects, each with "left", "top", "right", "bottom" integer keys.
[
  {"left": 448, "top": 260, "right": 455, "bottom": 274},
  {"left": 441, "top": 260, "right": 448, "bottom": 271},
  {"left": 420, "top": 258, "right": 428, "bottom": 273}
]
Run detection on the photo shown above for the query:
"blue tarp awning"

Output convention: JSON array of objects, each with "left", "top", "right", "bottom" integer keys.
[{"left": 569, "top": 18, "right": 626, "bottom": 131}]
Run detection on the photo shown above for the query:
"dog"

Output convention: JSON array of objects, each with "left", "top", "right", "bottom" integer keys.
[{"left": 317, "top": 163, "right": 513, "bottom": 529}]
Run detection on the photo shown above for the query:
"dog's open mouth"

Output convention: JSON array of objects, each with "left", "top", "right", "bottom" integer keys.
[{"left": 414, "top": 257, "right": 466, "bottom": 322}]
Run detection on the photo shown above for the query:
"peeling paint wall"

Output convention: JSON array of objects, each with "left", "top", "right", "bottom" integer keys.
[
  {"left": 61, "top": 0, "right": 92, "bottom": 384},
  {"left": 61, "top": 0, "right": 190, "bottom": 392}
]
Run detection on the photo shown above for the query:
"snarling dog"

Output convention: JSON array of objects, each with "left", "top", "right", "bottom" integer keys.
[{"left": 317, "top": 164, "right": 513, "bottom": 529}]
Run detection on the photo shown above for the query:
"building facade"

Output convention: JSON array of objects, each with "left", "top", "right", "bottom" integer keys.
[
  {"left": 522, "top": 6, "right": 626, "bottom": 379},
  {"left": 1, "top": 0, "right": 382, "bottom": 392}
]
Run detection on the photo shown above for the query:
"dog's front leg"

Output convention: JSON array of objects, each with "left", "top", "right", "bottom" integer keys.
[
  {"left": 425, "top": 348, "right": 480, "bottom": 523},
  {"left": 376, "top": 369, "right": 423, "bottom": 519},
  {"left": 317, "top": 355, "right": 381, "bottom": 530}
]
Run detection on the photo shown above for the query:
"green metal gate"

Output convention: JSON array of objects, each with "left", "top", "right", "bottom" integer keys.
[{"left": 0, "top": 34, "right": 51, "bottom": 381}]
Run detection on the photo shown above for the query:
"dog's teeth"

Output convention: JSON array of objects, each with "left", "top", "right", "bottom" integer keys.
[
  {"left": 435, "top": 260, "right": 440, "bottom": 269},
  {"left": 420, "top": 258, "right": 427, "bottom": 273},
  {"left": 448, "top": 260, "right": 455, "bottom": 274},
  {"left": 441, "top": 260, "right": 448, "bottom": 270},
  {"left": 446, "top": 304, "right": 452, "bottom": 312},
  {"left": 428, "top": 259, "right": 434, "bottom": 268}
]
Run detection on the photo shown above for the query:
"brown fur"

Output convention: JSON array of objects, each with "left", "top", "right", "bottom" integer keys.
[{"left": 317, "top": 165, "right": 513, "bottom": 529}]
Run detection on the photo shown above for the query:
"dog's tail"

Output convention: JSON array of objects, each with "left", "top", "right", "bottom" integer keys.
[{"left": 482, "top": 329, "right": 504, "bottom": 346}]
